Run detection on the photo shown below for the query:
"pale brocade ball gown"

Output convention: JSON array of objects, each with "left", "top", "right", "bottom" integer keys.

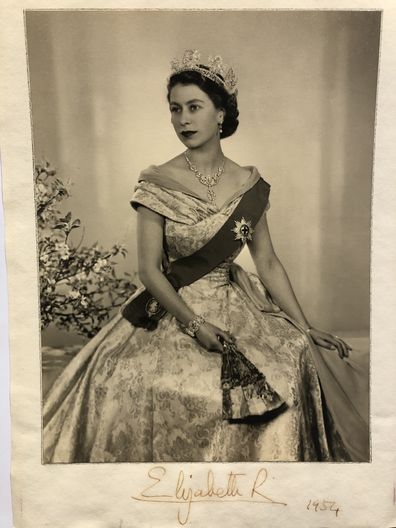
[{"left": 43, "top": 165, "right": 369, "bottom": 463}]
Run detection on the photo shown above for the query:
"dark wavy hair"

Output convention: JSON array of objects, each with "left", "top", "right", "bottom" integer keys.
[{"left": 166, "top": 68, "right": 239, "bottom": 139}]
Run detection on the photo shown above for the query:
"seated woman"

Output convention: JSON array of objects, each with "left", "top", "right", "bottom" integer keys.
[{"left": 43, "top": 49, "right": 369, "bottom": 463}]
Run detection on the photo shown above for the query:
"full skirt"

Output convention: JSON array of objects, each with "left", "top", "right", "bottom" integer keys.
[{"left": 43, "top": 271, "right": 366, "bottom": 463}]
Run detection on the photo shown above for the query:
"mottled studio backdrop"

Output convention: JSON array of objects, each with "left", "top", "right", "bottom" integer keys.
[{"left": 26, "top": 10, "right": 380, "bottom": 345}]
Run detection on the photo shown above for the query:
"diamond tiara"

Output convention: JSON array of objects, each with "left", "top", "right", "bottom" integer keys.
[{"left": 169, "top": 49, "right": 238, "bottom": 96}]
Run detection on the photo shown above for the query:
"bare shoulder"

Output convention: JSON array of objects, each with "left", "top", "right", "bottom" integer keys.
[
  {"left": 225, "top": 158, "right": 253, "bottom": 182},
  {"left": 157, "top": 155, "right": 186, "bottom": 179}
]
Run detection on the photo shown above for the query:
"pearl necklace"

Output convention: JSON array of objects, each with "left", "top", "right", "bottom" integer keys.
[{"left": 184, "top": 151, "right": 226, "bottom": 204}]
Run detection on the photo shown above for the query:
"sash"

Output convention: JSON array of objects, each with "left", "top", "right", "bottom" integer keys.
[{"left": 121, "top": 178, "right": 270, "bottom": 330}]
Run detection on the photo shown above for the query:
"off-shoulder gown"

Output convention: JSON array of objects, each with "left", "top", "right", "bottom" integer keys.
[{"left": 43, "top": 165, "right": 369, "bottom": 463}]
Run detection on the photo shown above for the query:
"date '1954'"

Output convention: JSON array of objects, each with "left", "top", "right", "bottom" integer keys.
[{"left": 306, "top": 498, "right": 341, "bottom": 517}]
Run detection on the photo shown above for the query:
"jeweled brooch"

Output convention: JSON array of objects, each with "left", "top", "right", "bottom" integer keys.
[
  {"left": 145, "top": 298, "right": 162, "bottom": 317},
  {"left": 232, "top": 217, "right": 254, "bottom": 244}
]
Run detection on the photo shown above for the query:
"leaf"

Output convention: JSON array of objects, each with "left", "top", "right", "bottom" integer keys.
[{"left": 37, "top": 160, "right": 139, "bottom": 338}]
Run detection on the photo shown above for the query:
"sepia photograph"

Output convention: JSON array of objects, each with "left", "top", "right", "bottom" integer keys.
[{"left": 25, "top": 9, "right": 379, "bottom": 464}]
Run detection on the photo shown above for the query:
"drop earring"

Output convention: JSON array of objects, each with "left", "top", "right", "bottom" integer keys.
[{"left": 218, "top": 122, "right": 223, "bottom": 134}]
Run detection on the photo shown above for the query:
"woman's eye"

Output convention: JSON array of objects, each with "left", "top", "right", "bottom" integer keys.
[
  {"left": 170, "top": 106, "right": 180, "bottom": 113},
  {"left": 189, "top": 104, "right": 200, "bottom": 111}
]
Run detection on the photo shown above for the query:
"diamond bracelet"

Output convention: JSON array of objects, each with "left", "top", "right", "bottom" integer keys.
[{"left": 181, "top": 315, "right": 206, "bottom": 338}]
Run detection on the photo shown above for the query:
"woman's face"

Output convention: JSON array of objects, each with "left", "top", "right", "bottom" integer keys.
[{"left": 169, "top": 83, "right": 224, "bottom": 149}]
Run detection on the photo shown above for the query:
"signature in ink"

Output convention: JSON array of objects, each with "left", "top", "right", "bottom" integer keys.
[{"left": 131, "top": 465, "right": 287, "bottom": 525}]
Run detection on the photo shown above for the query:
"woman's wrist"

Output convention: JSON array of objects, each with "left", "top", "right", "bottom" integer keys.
[{"left": 180, "top": 314, "right": 206, "bottom": 337}]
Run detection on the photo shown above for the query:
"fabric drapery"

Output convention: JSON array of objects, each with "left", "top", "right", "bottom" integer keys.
[{"left": 229, "top": 263, "right": 369, "bottom": 461}]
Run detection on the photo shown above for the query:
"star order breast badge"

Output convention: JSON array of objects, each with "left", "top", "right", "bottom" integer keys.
[{"left": 232, "top": 217, "right": 254, "bottom": 244}]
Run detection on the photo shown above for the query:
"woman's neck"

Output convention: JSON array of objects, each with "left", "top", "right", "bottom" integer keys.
[{"left": 185, "top": 142, "right": 225, "bottom": 173}]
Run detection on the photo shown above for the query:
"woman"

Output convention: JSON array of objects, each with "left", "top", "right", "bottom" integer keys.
[{"left": 43, "top": 50, "right": 369, "bottom": 463}]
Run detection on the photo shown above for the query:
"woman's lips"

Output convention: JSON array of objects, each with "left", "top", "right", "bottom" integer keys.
[{"left": 181, "top": 131, "right": 197, "bottom": 138}]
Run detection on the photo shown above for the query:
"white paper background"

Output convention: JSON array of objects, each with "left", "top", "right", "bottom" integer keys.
[
  {"left": 1, "top": 1, "right": 396, "bottom": 527},
  {"left": 0, "top": 165, "right": 12, "bottom": 528}
]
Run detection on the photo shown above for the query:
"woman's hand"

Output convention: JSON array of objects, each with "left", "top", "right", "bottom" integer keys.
[
  {"left": 308, "top": 327, "right": 352, "bottom": 359},
  {"left": 195, "top": 322, "right": 235, "bottom": 353}
]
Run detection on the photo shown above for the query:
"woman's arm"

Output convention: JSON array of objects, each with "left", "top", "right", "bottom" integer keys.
[
  {"left": 137, "top": 205, "right": 195, "bottom": 326},
  {"left": 247, "top": 210, "right": 350, "bottom": 358},
  {"left": 135, "top": 205, "right": 233, "bottom": 351},
  {"left": 247, "top": 212, "right": 310, "bottom": 327}
]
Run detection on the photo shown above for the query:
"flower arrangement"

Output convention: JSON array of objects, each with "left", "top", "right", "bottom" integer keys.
[{"left": 35, "top": 160, "right": 136, "bottom": 338}]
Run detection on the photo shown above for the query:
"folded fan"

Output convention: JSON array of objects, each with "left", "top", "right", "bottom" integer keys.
[{"left": 220, "top": 337, "right": 287, "bottom": 421}]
